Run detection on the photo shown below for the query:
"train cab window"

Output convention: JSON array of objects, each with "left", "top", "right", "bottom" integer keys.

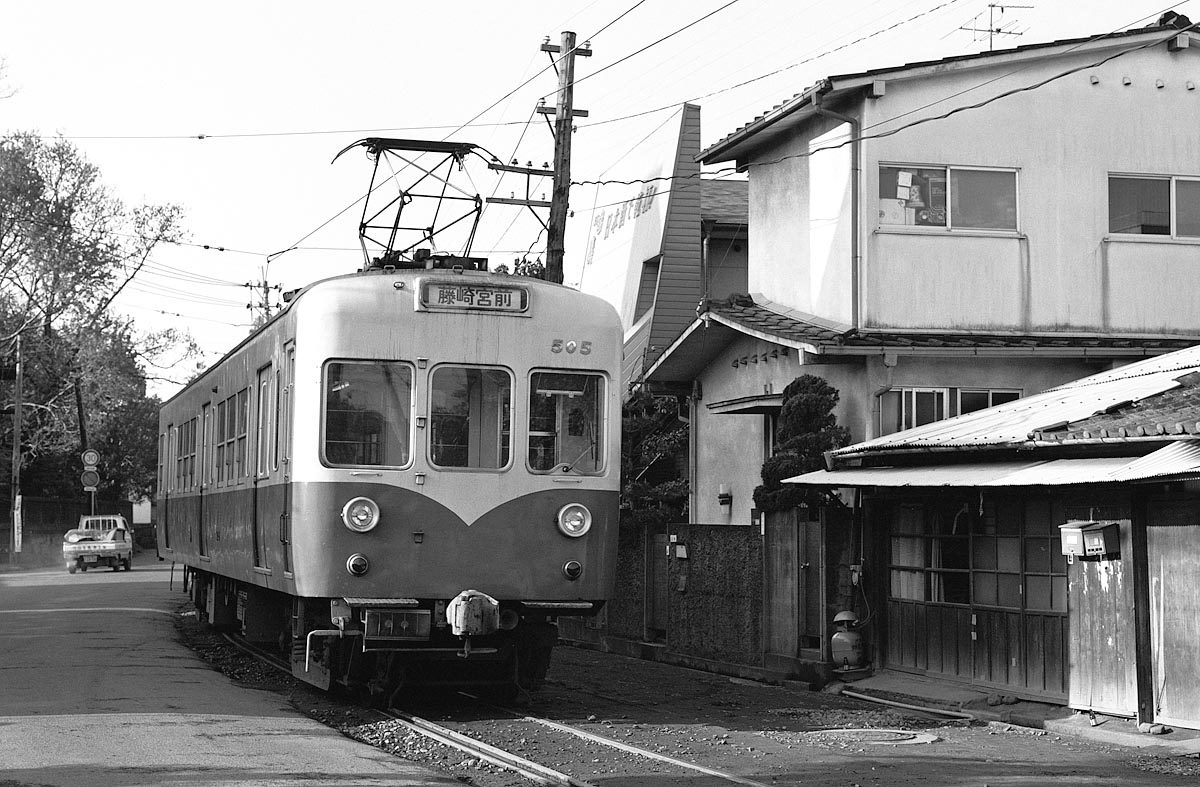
[
  {"left": 323, "top": 361, "right": 413, "bottom": 467},
  {"left": 528, "top": 372, "right": 605, "bottom": 474},
  {"left": 430, "top": 366, "right": 512, "bottom": 469}
]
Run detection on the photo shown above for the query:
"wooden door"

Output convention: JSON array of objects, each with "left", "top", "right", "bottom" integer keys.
[{"left": 1146, "top": 502, "right": 1200, "bottom": 729}]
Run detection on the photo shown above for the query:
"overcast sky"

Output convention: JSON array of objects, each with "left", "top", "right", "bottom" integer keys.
[{"left": 0, "top": 0, "right": 1190, "bottom": 396}]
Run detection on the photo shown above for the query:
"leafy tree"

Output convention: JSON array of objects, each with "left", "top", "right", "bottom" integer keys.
[
  {"left": 753, "top": 374, "right": 850, "bottom": 513},
  {"left": 492, "top": 256, "right": 545, "bottom": 278},
  {"left": 621, "top": 388, "right": 688, "bottom": 522},
  {"left": 0, "top": 133, "right": 193, "bottom": 502}
]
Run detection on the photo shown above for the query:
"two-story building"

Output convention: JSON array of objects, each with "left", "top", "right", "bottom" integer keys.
[{"left": 638, "top": 17, "right": 1200, "bottom": 686}]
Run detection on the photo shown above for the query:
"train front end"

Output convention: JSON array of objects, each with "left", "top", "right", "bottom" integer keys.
[{"left": 285, "top": 267, "right": 622, "bottom": 697}]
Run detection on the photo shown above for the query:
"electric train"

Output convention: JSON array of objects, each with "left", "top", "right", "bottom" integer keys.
[{"left": 156, "top": 255, "right": 622, "bottom": 702}]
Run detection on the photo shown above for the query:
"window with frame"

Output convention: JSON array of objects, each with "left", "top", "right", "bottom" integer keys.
[
  {"left": 527, "top": 371, "right": 605, "bottom": 473},
  {"left": 1109, "top": 175, "right": 1200, "bottom": 237},
  {"left": 430, "top": 365, "right": 511, "bottom": 469},
  {"left": 323, "top": 360, "right": 413, "bottom": 467},
  {"left": 879, "top": 165, "right": 1017, "bottom": 230},
  {"left": 215, "top": 389, "right": 249, "bottom": 483},
  {"left": 175, "top": 418, "right": 197, "bottom": 490},
  {"left": 879, "top": 387, "right": 1022, "bottom": 436}
]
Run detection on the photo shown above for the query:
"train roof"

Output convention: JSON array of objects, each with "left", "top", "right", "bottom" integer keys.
[{"left": 162, "top": 266, "right": 609, "bottom": 407}]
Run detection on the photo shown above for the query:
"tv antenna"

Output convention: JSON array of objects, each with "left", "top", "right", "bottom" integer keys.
[{"left": 956, "top": 4, "right": 1033, "bottom": 50}]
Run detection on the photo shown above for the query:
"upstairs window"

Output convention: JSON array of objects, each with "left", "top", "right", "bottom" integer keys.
[
  {"left": 879, "top": 165, "right": 1017, "bottom": 231},
  {"left": 1109, "top": 175, "right": 1200, "bottom": 237}
]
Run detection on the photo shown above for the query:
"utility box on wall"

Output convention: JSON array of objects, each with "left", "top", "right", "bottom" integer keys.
[{"left": 1059, "top": 520, "right": 1121, "bottom": 558}]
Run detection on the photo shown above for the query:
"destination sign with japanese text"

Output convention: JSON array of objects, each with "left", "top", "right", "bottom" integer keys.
[{"left": 419, "top": 281, "right": 529, "bottom": 313}]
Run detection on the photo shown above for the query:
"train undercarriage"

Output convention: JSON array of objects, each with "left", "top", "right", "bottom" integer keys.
[{"left": 186, "top": 568, "right": 567, "bottom": 705}]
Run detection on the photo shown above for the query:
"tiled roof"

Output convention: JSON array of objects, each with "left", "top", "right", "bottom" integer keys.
[
  {"left": 700, "top": 179, "right": 748, "bottom": 225},
  {"left": 700, "top": 19, "right": 1193, "bottom": 163},
  {"left": 704, "top": 294, "right": 1199, "bottom": 354}
]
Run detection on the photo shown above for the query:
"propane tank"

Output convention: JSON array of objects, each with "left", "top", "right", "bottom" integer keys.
[{"left": 830, "top": 610, "right": 865, "bottom": 670}]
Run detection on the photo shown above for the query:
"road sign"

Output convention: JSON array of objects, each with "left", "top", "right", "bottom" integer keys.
[
  {"left": 81, "top": 448, "right": 100, "bottom": 469},
  {"left": 81, "top": 469, "right": 100, "bottom": 491}
]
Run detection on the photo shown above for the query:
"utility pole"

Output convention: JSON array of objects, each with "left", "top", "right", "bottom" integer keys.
[
  {"left": 9, "top": 334, "right": 20, "bottom": 566},
  {"left": 246, "top": 270, "right": 280, "bottom": 325},
  {"left": 538, "top": 31, "right": 591, "bottom": 284}
]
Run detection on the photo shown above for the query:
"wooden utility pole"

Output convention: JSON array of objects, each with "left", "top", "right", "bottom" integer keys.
[
  {"left": 538, "top": 31, "right": 590, "bottom": 284},
  {"left": 9, "top": 335, "right": 20, "bottom": 565}
]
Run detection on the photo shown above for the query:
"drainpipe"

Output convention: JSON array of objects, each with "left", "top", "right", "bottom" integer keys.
[{"left": 813, "top": 85, "right": 861, "bottom": 329}]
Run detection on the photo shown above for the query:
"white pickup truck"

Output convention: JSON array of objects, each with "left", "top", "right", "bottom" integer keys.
[{"left": 62, "top": 515, "right": 133, "bottom": 574}]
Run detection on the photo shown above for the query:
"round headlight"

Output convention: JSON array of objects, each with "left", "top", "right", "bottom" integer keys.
[
  {"left": 341, "top": 497, "right": 380, "bottom": 533},
  {"left": 556, "top": 503, "right": 592, "bottom": 538}
]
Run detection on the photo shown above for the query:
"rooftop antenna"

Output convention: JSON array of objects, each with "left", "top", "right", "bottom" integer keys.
[{"left": 956, "top": 4, "right": 1033, "bottom": 51}]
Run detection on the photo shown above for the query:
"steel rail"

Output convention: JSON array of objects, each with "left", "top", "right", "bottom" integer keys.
[
  {"left": 524, "top": 715, "right": 775, "bottom": 787},
  {"left": 382, "top": 708, "right": 597, "bottom": 787}
]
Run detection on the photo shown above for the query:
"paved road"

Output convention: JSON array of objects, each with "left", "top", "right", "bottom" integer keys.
[{"left": 0, "top": 562, "right": 457, "bottom": 787}]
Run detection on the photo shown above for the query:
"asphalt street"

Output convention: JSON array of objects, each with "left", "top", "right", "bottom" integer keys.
[{"left": 0, "top": 562, "right": 458, "bottom": 787}]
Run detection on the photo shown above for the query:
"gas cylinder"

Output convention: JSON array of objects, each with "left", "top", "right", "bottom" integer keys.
[{"left": 830, "top": 610, "right": 864, "bottom": 669}]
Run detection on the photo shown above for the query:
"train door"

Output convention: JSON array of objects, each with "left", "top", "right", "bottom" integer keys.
[
  {"left": 253, "top": 364, "right": 273, "bottom": 569},
  {"left": 160, "top": 428, "right": 171, "bottom": 549},
  {"left": 280, "top": 344, "right": 295, "bottom": 575},
  {"left": 197, "top": 405, "right": 211, "bottom": 556},
  {"left": 198, "top": 404, "right": 211, "bottom": 552}
]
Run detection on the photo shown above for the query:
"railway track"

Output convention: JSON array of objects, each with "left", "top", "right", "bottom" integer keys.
[{"left": 222, "top": 632, "right": 773, "bottom": 786}]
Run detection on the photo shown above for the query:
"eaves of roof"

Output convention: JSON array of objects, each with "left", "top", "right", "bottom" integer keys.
[
  {"left": 641, "top": 293, "right": 1200, "bottom": 390},
  {"left": 698, "top": 24, "right": 1197, "bottom": 166}
]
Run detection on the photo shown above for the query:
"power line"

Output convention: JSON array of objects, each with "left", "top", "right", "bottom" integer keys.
[{"left": 572, "top": 22, "right": 1192, "bottom": 187}]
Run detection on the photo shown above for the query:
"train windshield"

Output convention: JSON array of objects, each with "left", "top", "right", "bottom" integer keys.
[
  {"left": 528, "top": 372, "right": 605, "bottom": 474},
  {"left": 429, "top": 366, "right": 512, "bottom": 469},
  {"left": 323, "top": 361, "right": 413, "bottom": 467}
]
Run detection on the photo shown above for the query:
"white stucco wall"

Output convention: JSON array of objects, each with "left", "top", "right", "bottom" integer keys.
[{"left": 747, "top": 39, "right": 1200, "bottom": 335}]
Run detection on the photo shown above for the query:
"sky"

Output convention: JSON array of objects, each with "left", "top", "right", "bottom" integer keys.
[{"left": 0, "top": 0, "right": 1192, "bottom": 397}]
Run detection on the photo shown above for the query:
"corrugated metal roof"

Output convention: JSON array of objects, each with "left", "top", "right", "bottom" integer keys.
[
  {"left": 1109, "top": 441, "right": 1200, "bottom": 481},
  {"left": 832, "top": 345, "right": 1200, "bottom": 457},
  {"left": 788, "top": 457, "right": 1133, "bottom": 488},
  {"left": 792, "top": 441, "right": 1200, "bottom": 488}
]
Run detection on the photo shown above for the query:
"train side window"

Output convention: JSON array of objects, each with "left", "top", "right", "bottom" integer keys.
[
  {"left": 527, "top": 372, "right": 605, "bottom": 474},
  {"left": 429, "top": 365, "right": 512, "bottom": 470},
  {"left": 323, "top": 360, "right": 413, "bottom": 467}
]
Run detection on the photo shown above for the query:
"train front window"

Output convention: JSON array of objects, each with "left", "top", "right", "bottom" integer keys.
[
  {"left": 430, "top": 366, "right": 512, "bottom": 469},
  {"left": 528, "top": 372, "right": 605, "bottom": 474},
  {"left": 323, "top": 361, "right": 413, "bottom": 467}
]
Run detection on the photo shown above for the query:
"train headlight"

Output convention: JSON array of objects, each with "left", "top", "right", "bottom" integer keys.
[
  {"left": 346, "top": 553, "right": 370, "bottom": 576},
  {"left": 341, "top": 496, "right": 380, "bottom": 533},
  {"left": 556, "top": 503, "right": 592, "bottom": 538}
]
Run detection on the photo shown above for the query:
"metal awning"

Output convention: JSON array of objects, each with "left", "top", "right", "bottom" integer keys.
[
  {"left": 788, "top": 443, "right": 1200, "bottom": 488},
  {"left": 787, "top": 458, "right": 1133, "bottom": 488},
  {"left": 706, "top": 393, "right": 784, "bottom": 414}
]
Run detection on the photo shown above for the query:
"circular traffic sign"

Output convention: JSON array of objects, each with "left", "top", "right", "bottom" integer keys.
[
  {"left": 81, "top": 448, "right": 101, "bottom": 468},
  {"left": 80, "top": 469, "right": 100, "bottom": 489}
]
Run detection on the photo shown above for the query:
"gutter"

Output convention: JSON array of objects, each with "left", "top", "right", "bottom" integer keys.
[{"left": 812, "top": 84, "right": 861, "bottom": 329}]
